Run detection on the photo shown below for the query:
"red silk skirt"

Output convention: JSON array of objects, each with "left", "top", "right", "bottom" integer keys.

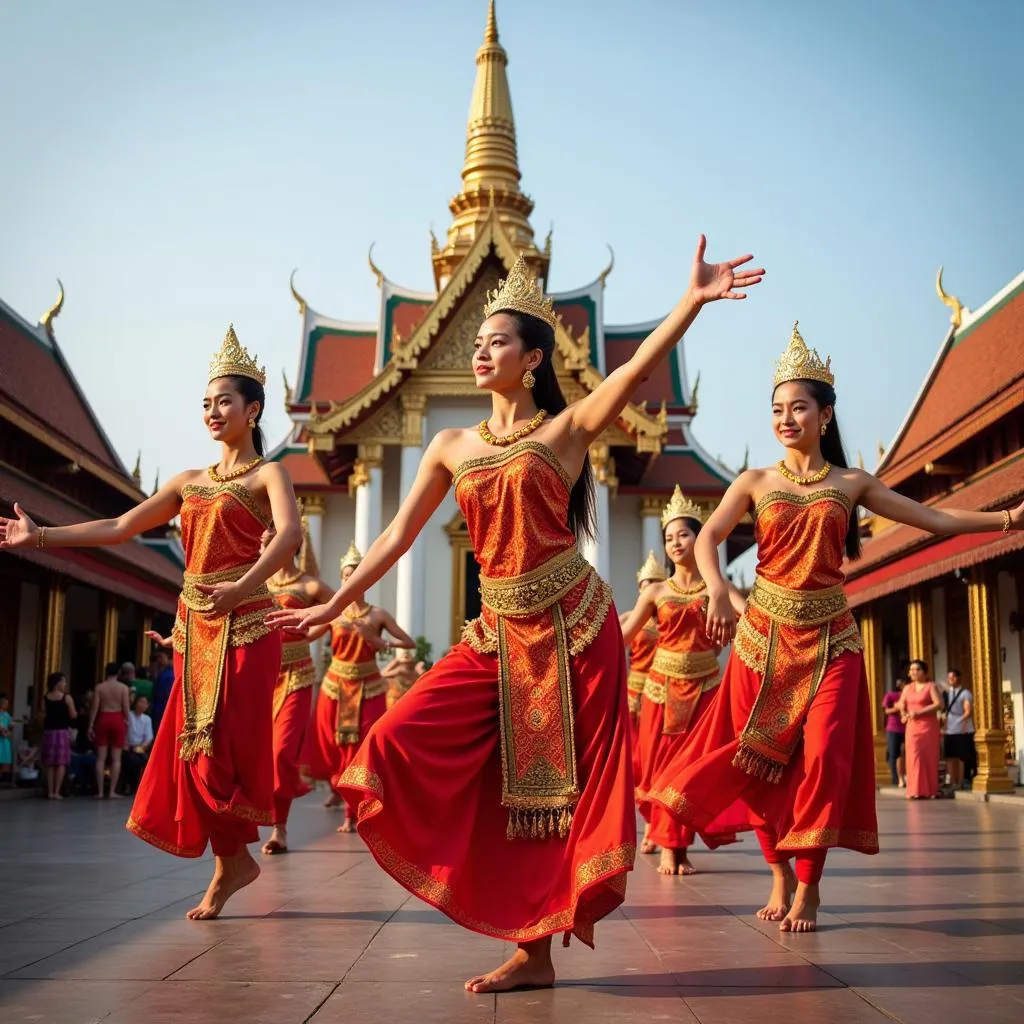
[
  {"left": 330, "top": 691, "right": 387, "bottom": 818},
  {"left": 272, "top": 685, "right": 314, "bottom": 825},
  {"left": 649, "top": 649, "right": 879, "bottom": 855},
  {"left": 127, "top": 630, "right": 280, "bottom": 857},
  {"left": 338, "top": 607, "right": 635, "bottom": 948},
  {"left": 300, "top": 688, "right": 341, "bottom": 782}
]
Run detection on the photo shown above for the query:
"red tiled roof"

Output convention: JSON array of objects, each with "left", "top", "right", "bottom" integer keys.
[
  {"left": 883, "top": 282, "right": 1024, "bottom": 485},
  {"left": 391, "top": 299, "right": 431, "bottom": 342},
  {"left": 604, "top": 330, "right": 682, "bottom": 406},
  {"left": 0, "top": 311, "right": 125, "bottom": 473},
  {"left": 275, "top": 450, "right": 331, "bottom": 488},
  {"left": 554, "top": 301, "right": 591, "bottom": 341},
  {"left": 628, "top": 450, "right": 730, "bottom": 496},
  {"left": 307, "top": 330, "right": 377, "bottom": 405}
]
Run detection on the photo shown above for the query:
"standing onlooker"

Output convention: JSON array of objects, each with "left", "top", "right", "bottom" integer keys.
[
  {"left": 148, "top": 647, "right": 175, "bottom": 736},
  {"left": 898, "top": 660, "right": 943, "bottom": 799},
  {"left": 132, "top": 664, "right": 154, "bottom": 703},
  {"left": 943, "top": 669, "right": 975, "bottom": 791},
  {"left": 0, "top": 693, "right": 13, "bottom": 786},
  {"left": 121, "top": 694, "right": 154, "bottom": 794},
  {"left": 882, "top": 678, "right": 907, "bottom": 787},
  {"left": 88, "top": 662, "right": 130, "bottom": 799},
  {"left": 69, "top": 691, "right": 97, "bottom": 794},
  {"left": 42, "top": 673, "right": 76, "bottom": 799}
]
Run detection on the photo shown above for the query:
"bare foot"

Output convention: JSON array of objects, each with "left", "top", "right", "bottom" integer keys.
[
  {"left": 109, "top": 792, "right": 125, "bottom": 799},
  {"left": 639, "top": 823, "right": 659, "bottom": 855},
  {"left": 186, "top": 850, "right": 260, "bottom": 920},
  {"left": 781, "top": 882, "right": 820, "bottom": 933},
  {"left": 756, "top": 862, "right": 796, "bottom": 922},
  {"left": 261, "top": 826, "right": 288, "bottom": 855},
  {"left": 676, "top": 851, "right": 697, "bottom": 876},
  {"left": 336, "top": 818, "right": 356, "bottom": 833},
  {"left": 465, "top": 946, "right": 556, "bottom": 993},
  {"left": 323, "top": 791, "right": 341, "bottom": 809},
  {"left": 657, "top": 848, "right": 677, "bottom": 875}
]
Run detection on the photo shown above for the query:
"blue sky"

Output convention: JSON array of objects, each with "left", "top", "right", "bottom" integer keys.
[{"left": 2, "top": 0, "right": 1021, "bottom": 519}]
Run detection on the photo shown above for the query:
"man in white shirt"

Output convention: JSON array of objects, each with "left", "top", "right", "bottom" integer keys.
[
  {"left": 122, "top": 695, "right": 154, "bottom": 795},
  {"left": 943, "top": 669, "right": 975, "bottom": 791}
]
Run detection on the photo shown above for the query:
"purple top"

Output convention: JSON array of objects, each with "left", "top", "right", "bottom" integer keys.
[{"left": 883, "top": 690, "right": 905, "bottom": 734}]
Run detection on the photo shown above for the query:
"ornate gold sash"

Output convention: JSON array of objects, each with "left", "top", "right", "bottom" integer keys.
[
  {"left": 733, "top": 576, "right": 856, "bottom": 782},
  {"left": 273, "top": 639, "right": 315, "bottom": 719},
  {"left": 479, "top": 547, "right": 592, "bottom": 841},
  {"left": 324, "top": 658, "right": 384, "bottom": 745},
  {"left": 645, "top": 649, "right": 720, "bottom": 735}
]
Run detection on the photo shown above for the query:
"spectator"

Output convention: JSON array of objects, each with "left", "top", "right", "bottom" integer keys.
[
  {"left": 943, "top": 669, "right": 975, "bottom": 791},
  {"left": 0, "top": 692, "right": 12, "bottom": 787},
  {"left": 132, "top": 664, "right": 154, "bottom": 703},
  {"left": 882, "top": 678, "right": 907, "bottom": 787},
  {"left": 148, "top": 646, "right": 175, "bottom": 735},
  {"left": 897, "top": 659, "right": 943, "bottom": 799},
  {"left": 69, "top": 691, "right": 97, "bottom": 794},
  {"left": 41, "top": 672, "right": 75, "bottom": 799},
  {"left": 19, "top": 706, "right": 43, "bottom": 786},
  {"left": 88, "top": 662, "right": 130, "bottom": 799},
  {"left": 121, "top": 694, "right": 154, "bottom": 794}
]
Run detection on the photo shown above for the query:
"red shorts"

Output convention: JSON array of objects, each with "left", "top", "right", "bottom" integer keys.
[{"left": 95, "top": 711, "right": 127, "bottom": 749}]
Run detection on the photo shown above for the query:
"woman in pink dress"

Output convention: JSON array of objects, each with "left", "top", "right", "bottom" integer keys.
[{"left": 897, "top": 660, "right": 943, "bottom": 799}]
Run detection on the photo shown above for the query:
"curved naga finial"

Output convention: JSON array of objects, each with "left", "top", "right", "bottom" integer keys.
[
  {"left": 368, "top": 243, "right": 384, "bottom": 288},
  {"left": 40, "top": 278, "right": 65, "bottom": 337},
  {"left": 289, "top": 269, "right": 308, "bottom": 317},
  {"left": 597, "top": 244, "right": 615, "bottom": 288},
  {"left": 935, "top": 266, "right": 963, "bottom": 329}
]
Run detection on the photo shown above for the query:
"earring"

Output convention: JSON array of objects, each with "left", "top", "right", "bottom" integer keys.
[
  {"left": 249, "top": 418, "right": 256, "bottom": 429},
  {"left": 522, "top": 369, "right": 536, "bottom": 390},
  {"left": 820, "top": 423, "right": 828, "bottom": 436}
]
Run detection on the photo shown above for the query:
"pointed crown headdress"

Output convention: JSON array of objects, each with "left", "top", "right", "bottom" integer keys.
[
  {"left": 296, "top": 499, "right": 319, "bottom": 579},
  {"left": 208, "top": 324, "right": 266, "bottom": 386},
  {"left": 661, "top": 484, "right": 706, "bottom": 529},
  {"left": 637, "top": 550, "right": 669, "bottom": 584},
  {"left": 773, "top": 322, "right": 833, "bottom": 390},
  {"left": 483, "top": 254, "right": 557, "bottom": 329},
  {"left": 340, "top": 541, "right": 363, "bottom": 574}
]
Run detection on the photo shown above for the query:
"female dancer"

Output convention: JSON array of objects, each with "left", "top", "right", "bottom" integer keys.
[
  {"left": 268, "top": 237, "right": 763, "bottom": 992},
  {"left": 1, "top": 326, "right": 302, "bottom": 920},
  {"left": 649, "top": 323, "right": 1023, "bottom": 933},
  {"left": 382, "top": 650, "right": 421, "bottom": 709},
  {"left": 897, "top": 660, "right": 942, "bottom": 800},
  {"left": 299, "top": 543, "right": 413, "bottom": 834},
  {"left": 623, "top": 552, "right": 665, "bottom": 855},
  {"left": 622, "top": 486, "right": 745, "bottom": 876},
  {"left": 260, "top": 509, "right": 336, "bottom": 854}
]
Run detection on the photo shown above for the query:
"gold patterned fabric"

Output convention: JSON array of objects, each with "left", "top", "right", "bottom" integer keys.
[{"left": 324, "top": 621, "right": 384, "bottom": 745}]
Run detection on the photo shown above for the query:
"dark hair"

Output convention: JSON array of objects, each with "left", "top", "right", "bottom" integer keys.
[
  {"left": 223, "top": 375, "right": 267, "bottom": 457},
  {"left": 774, "top": 378, "right": 861, "bottom": 561},
  {"left": 132, "top": 694, "right": 149, "bottom": 711},
  {"left": 104, "top": 661, "right": 120, "bottom": 678},
  {"left": 0, "top": 691, "right": 8, "bottom": 701},
  {"left": 909, "top": 659, "right": 929, "bottom": 674},
  {"left": 46, "top": 672, "right": 66, "bottom": 692},
  {"left": 949, "top": 668, "right": 961, "bottom": 679},
  {"left": 499, "top": 311, "right": 596, "bottom": 540}
]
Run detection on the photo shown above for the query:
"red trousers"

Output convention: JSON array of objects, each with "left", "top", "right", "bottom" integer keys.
[
  {"left": 300, "top": 688, "right": 342, "bottom": 783},
  {"left": 127, "top": 630, "right": 280, "bottom": 857},
  {"left": 338, "top": 608, "right": 635, "bottom": 948},
  {"left": 272, "top": 686, "right": 313, "bottom": 825}
]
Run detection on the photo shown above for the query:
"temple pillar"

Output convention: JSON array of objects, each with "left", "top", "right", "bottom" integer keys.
[
  {"left": 968, "top": 565, "right": 1013, "bottom": 793},
  {"left": 37, "top": 577, "right": 66, "bottom": 709},
  {"left": 100, "top": 594, "right": 119, "bottom": 672},
  {"left": 138, "top": 611, "right": 153, "bottom": 669},
  {"left": 350, "top": 443, "right": 384, "bottom": 604},
  {"left": 858, "top": 605, "right": 892, "bottom": 786},
  {"left": 907, "top": 586, "right": 934, "bottom": 668},
  {"left": 582, "top": 443, "right": 615, "bottom": 582},
  {"left": 639, "top": 495, "right": 663, "bottom": 566},
  {"left": 395, "top": 395, "right": 427, "bottom": 641},
  {"left": 297, "top": 492, "right": 327, "bottom": 665}
]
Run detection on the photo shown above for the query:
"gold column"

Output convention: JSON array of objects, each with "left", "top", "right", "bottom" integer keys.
[
  {"left": 100, "top": 594, "right": 119, "bottom": 670},
  {"left": 906, "top": 586, "right": 933, "bottom": 666},
  {"left": 399, "top": 393, "right": 427, "bottom": 448},
  {"left": 588, "top": 441, "right": 618, "bottom": 497},
  {"left": 138, "top": 611, "right": 153, "bottom": 668},
  {"left": 858, "top": 606, "right": 892, "bottom": 786},
  {"left": 37, "top": 577, "right": 67, "bottom": 710},
  {"left": 967, "top": 565, "right": 1013, "bottom": 793}
]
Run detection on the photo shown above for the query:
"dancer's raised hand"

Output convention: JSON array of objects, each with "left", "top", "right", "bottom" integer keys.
[
  {"left": 689, "top": 234, "right": 764, "bottom": 305},
  {"left": 266, "top": 603, "right": 333, "bottom": 634},
  {"left": 0, "top": 503, "right": 39, "bottom": 549},
  {"left": 145, "top": 630, "right": 173, "bottom": 649}
]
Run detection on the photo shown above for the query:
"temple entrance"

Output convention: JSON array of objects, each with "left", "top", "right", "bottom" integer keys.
[{"left": 445, "top": 512, "right": 480, "bottom": 646}]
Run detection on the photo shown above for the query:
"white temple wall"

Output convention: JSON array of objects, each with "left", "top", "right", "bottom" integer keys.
[
  {"left": 377, "top": 445, "right": 400, "bottom": 615},
  {"left": 320, "top": 492, "right": 358, "bottom": 590},
  {"left": 608, "top": 495, "right": 642, "bottom": 615}
]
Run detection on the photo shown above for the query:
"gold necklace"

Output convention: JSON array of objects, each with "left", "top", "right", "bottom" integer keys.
[
  {"left": 776, "top": 460, "right": 832, "bottom": 486},
  {"left": 208, "top": 455, "right": 263, "bottom": 483},
  {"left": 668, "top": 577, "right": 705, "bottom": 597},
  {"left": 271, "top": 567, "right": 304, "bottom": 590},
  {"left": 478, "top": 409, "right": 547, "bottom": 447},
  {"left": 342, "top": 603, "right": 372, "bottom": 622}
]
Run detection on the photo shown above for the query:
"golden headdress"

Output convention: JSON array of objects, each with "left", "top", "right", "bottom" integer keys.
[
  {"left": 773, "top": 321, "right": 833, "bottom": 389},
  {"left": 637, "top": 550, "right": 669, "bottom": 584},
  {"left": 296, "top": 500, "right": 319, "bottom": 579},
  {"left": 340, "top": 541, "right": 362, "bottom": 574},
  {"left": 483, "top": 254, "right": 557, "bottom": 329},
  {"left": 661, "top": 484, "right": 706, "bottom": 529},
  {"left": 208, "top": 324, "right": 267, "bottom": 386}
]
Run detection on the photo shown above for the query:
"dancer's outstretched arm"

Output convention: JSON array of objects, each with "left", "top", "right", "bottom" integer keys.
[{"left": 620, "top": 588, "right": 659, "bottom": 646}]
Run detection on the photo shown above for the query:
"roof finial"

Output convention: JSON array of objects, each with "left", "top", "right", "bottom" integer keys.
[
  {"left": 368, "top": 243, "right": 384, "bottom": 288},
  {"left": 289, "top": 269, "right": 308, "bottom": 316},
  {"left": 935, "top": 266, "right": 964, "bottom": 329},
  {"left": 484, "top": 0, "right": 498, "bottom": 43},
  {"left": 152, "top": 469, "right": 160, "bottom": 495},
  {"left": 690, "top": 370, "right": 701, "bottom": 413},
  {"left": 282, "top": 369, "right": 293, "bottom": 407},
  {"left": 131, "top": 451, "right": 142, "bottom": 485},
  {"left": 40, "top": 278, "right": 65, "bottom": 339},
  {"left": 597, "top": 244, "right": 615, "bottom": 289}
]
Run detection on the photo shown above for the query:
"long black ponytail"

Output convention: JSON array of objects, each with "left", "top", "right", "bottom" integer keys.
[
  {"left": 792, "top": 378, "right": 861, "bottom": 561},
  {"left": 499, "top": 310, "right": 596, "bottom": 541},
  {"left": 225, "top": 375, "right": 267, "bottom": 456}
]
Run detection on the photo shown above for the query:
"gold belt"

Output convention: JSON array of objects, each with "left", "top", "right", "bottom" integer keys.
[
  {"left": 479, "top": 546, "right": 590, "bottom": 618},
  {"left": 281, "top": 640, "right": 312, "bottom": 667},
  {"left": 651, "top": 648, "right": 719, "bottom": 680},
  {"left": 748, "top": 576, "right": 848, "bottom": 628},
  {"left": 627, "top": 669, "right": 648, "bottom": 693},
  {"left": 181, "top": 562, "right": 271, "bottom": 613},
  {"left": 328, "top": 658, "right": 380, "bottom": 681}
]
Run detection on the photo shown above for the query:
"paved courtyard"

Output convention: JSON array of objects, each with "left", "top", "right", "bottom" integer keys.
[{"left": 0, "top": 792, "right": 1022, "bottom": 1024}]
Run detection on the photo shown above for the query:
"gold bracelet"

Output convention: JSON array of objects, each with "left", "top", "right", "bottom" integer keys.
[
  {"left": 1002, "top": 509, "right": 1012, "bottom": 534},
  {"left": 37, "top": 526, "right": 46, "bottom": 549}
]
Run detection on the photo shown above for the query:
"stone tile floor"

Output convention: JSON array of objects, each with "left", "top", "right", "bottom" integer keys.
[{"left": 1, "top": 794, "right": 1021, "bottom": 1023}]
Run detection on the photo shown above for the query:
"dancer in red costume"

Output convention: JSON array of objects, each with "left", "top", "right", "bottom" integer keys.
[
  {"left": 381, "top": 650, "right": 422, "bottom": 709},
  {"left": 299, "top": 542, "right": 413, "bottom": 834},
  {"left": 649, "top": 322, "right": 1024, "bottom": 933},
  {"left": 268, "top": 237, "right": 763, "bottom": 992},
  {"left": 260, "top": 508, "right": 336, "bottom": 855},
  {"left": 622, "top": 551, "right": 665, "bottom": 855},
  {"left": 622, "top": 486, "right": 745, "bottom": 876},
  {"left": 0, "top": 326, "right": 303, "bottom": 920}
]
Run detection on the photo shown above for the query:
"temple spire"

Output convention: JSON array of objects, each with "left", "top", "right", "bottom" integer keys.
[{"left": 432, "top": 1, "right": 547, "bottom": 290}]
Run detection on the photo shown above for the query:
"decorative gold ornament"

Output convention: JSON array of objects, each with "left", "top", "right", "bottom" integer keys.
[
  {"left": 660, "top": 484, "right": 706, "bottom": 529},
  {"left": 935, "top": 266, "right": 964, "bottom": 329},
  {"left": 478, "top": 409, "right": 547, "bottom": 447},
  {"left": 776, "top": 460, "right": 833, "bottom": 486},
  {"left": 483, "top": 254, "right": 557, "bottom": 329},
  {"left": 521, "top": 368, "right": 536, "bottom": 390},
  {"left": 340, "top": 541, "right": 363, "bottom": 573},
  {"left": 637, "top": 550, "right": 668, "bottom": 584},
  {"left": 342, "top": 602, "right": 372, "bottom": 622},
  {"left": 248, "top": 418, "right": 256, "bottom": 429},
  {"left": 207, "top": 455, "right": 264, "bottom": 482},
  {"left": 1002, "top": 509, "right": 1012, "bottom": 534},
  {"left": 773, "top": 322, "right": 834, "bottom": 389},
  {"left": 208, "top": 324, "right": 267, "bottom": 386},
  {"left": 821, "top": 423, "right": 828, "bottom": 436},
  {"left": 668, "top": 577, "right": 706, "bottom": 597}
]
